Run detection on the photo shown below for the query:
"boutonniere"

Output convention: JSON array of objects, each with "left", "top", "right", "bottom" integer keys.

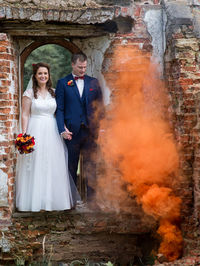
[{"left": 67, "top": 80, "right": 74, "bottom": 86}]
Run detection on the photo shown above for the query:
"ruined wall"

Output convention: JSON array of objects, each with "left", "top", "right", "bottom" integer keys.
[
  {"left": 163, "top": 1, "right": 200, "bottom": 252},
  {"left": 0, "top": 1, "right": 161, "bottom": 263},
  {"left": 0, "top": 33, "right": 18, "bottom": 221},
  {"left": 0, "top": 0, "right": 132, "bottom": 9},
  {"left": 1, "top": 0, "right": 200, "bottom": 264}
]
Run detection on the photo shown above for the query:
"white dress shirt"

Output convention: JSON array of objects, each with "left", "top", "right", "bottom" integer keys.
[{"left": 73, "top": 75, "right": 84, "bottom": 97}]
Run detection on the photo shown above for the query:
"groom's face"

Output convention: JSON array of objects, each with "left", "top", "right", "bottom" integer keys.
[{"left": 72, "top": 59, "right": 87, "bottom": 77}]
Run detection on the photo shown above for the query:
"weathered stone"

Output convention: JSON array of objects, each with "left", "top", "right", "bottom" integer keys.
[
  {"left": 95, "top": 0, "right": 132, "bottom": 5},
  {"left": 0, "top": 1, "right": 200, "bottom": 265},
  {"left": 6, "top": 0, "right": 20, "bottom": 3},
  {"left": 40, "top": 0, "right": 59, "bottom": 8},
  {"left": 12, "top": 7, "right": 20, "bottom": 19},
  {"left": 19, "top": 8, "right": 27, "bottom": 20},
  {"left": 30, "top": 11, "right": 44, "bottom": 21},
  {"left": 84, "top": 0, "right": 100, "bottom": 7},
  {"left": 32, "top": 0, "right": 40, "bottom": 6},
  {"left": 0, "top": 7, "right": 5, "bottom": 19},
  {"left": 5, "top": 6, "right": 12, "bottom": 19},
  {"left": 0, "top": 170, "right": 8, "bottom": 207},
  {"left": 193, "top": 9, "right": 200, "bottom": 38},
  {"left": 164, "top": 0, "right": 193, "bottom": 26},
  {"left": 193, "top": 0, "right": 200, "bottom": 5},
  {"left": 75, "top": 8, "right": 115, "bottom": 24},
  {"left": 7, "top": 211, "right": 156, "bottom": 264},
  {"left": 144, "top": 8, "right": 167, "bottom": 73},
  {"left": 59, "top": 10, "right": 68, "bottom": 21},
  {"left": 44, "top": 9, "right": 54, "bottom": 21},
  {"left": 53, "top": 10, "right": 59, "bottom": 21},
  {"left": 176, "top": 38, "right": 199, "bottom": 51},
  {"left": 0, "top": 6, "right": 116, "bottom": 24},
  {"left": 22, "top": 0, "right": 32, "bottom": 3},
  {"left": 0, "top": 234, "right": 11, "bottom": 253}
]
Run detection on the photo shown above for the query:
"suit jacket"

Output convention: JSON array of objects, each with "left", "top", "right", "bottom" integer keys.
[{"left": 55, "top": 73, "right": 104, "bottom": 136}]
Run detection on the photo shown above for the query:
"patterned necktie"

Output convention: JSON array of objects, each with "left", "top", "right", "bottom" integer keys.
[{"left": 74, "top": 76, "right": 84, "bottom": 80}]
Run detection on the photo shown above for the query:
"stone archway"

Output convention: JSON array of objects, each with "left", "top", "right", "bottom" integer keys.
[
  {"left": 20, "top": 38, "right": 81, "bottom": 91},
  {"left": 19, "top": 38, "right": 87, "bottom": 200}
]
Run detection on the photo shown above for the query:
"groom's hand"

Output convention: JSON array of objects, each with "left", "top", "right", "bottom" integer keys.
[{"left": 61, "top": 127, "right": 73, "bottom": 140}]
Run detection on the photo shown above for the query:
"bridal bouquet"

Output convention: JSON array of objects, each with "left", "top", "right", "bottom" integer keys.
[{"left": 15, "top": 133, "right": 35, "bottom": 154}]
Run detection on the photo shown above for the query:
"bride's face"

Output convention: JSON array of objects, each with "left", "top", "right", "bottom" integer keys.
[{"left": 35, "top": 67, "right": 49, "bottom": 87}]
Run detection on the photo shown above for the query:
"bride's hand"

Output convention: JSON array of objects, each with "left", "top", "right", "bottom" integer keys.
[{"left": 62, "top": 126, "right": 73, "bottom": 140}]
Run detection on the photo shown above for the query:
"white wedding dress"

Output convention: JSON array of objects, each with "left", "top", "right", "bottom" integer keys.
[{"left": 16, "top": 88, "right": 75, "bottom": 211}]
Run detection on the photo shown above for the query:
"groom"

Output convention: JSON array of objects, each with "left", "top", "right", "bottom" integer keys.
[{"left": 55, "top": 52, "right": 104, "bottom": 204}]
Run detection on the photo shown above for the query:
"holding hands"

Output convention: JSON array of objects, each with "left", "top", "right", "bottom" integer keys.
[{"left": 61, "top": 125, "right": 73, "bottom": 140}]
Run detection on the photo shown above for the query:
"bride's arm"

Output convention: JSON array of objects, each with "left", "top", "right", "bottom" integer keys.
[{"left": 21, "top": 96, "right": 32, "bottom": 134}]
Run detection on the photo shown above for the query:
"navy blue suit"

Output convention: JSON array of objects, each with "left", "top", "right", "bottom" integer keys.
[{"left": 55, "top": 74, "right": 103, "bottom": 201}]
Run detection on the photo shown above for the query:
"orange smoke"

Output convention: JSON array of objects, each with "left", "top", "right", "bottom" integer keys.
[{"left": 97, "top": 46, "right": 183, "bottom": 261}]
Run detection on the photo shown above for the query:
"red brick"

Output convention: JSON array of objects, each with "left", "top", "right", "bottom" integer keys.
[
  {"left": 0, "top": 114, "right": 8, "bottom": 120},
  {"left": 0, "top": 100, "right": 12, "bottom": 107},
  {"left": 0, "top": 73, "right": 9, "bottom": 79},
  {"left": 8, "top": 191, "right": 14, "bottom": 199},
  {"left": 181, "top": 85, "right": 190, "bottom": 90},
  {"left": 1, "top": 80, "right": 11, "bottom": 86},
  {"left": 8, "top": 185, "right": 13, "bottom": 193},
  {"left": 173, "top": 33, "right": 184, "bottom": 38},
  {"left": 0, "top": 41, "right": 10, "bottom": 46},
  {"left": 0, "top": 34, "right": 8, "bottom": 41},
  {"left": 4, "top": 121, "right": 13, "bottom": 127},
  {"left": 0, "top": 107, "right": 11, "bottom": 114},
  {"left": 182, "top": 66, "right": 197, "bottom": 72},
  {"left": 8, "top": 178, "right": 14, "bottom": 185},
  {"left": 0, "top": 61, "right": 10, "bottom": 67},
  {"left": 0, "top": 54, "right": 14, "bottom": 60},
  {"left": 4, "top": 147, "right": 11, "bottom": 153},
  {"left": 134, "top": 6, "right": 141, "bottom": 17},
  {"left": 0, "top": 87, "right": 9, "bottom": 93},
  {"left": 0, "top": 66, "right": 10, "bottom": 73},
  {"left": 0, "top": 93, "right": 11, "bottom": 100},
  {"left": 0, "top": 46, "right": 8, "bottom": 53}
]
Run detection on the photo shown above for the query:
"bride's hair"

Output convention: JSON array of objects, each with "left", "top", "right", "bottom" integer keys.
[{"left": 32, "top": 62, "right": 55, "bottom": 99}]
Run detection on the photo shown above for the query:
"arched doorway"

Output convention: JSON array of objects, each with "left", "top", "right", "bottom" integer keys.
[
  {"left": 20, "top": 39, "right": 81, "bottom": 91},
  {"left": 19, "top": 39, "right": 86, "bottom": 201}
]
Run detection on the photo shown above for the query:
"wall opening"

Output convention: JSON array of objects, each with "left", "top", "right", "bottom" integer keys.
[
  {"left": 23, "top": 44, "right": 72, "bottom": 90},
  {"left": 20, "top": 39, "right": 81, "bottom": 93},
  {"left": 16, "top": 39, "right": 87, "bottom": 209}
]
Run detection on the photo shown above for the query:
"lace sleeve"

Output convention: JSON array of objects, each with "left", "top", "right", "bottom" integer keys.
[{"left": 23, "top": 88, "right": 33, "bottom": 99}]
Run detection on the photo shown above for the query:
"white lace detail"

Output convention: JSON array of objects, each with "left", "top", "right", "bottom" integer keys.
[{"left": 23, "top": 88, "right": 34, "bottom": 99}]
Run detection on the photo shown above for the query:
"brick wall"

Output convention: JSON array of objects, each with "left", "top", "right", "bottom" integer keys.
[
  {"left": 102, "top": 1, "right": 200, "bottom": 258},
  {"left": 0, "top": 211, "right": 156, "bottom": 264},
  {"left": 1, "top": 0, "right": 200, "bottom": 264},
  {"left": 0, "top": 33, "right": 18, "bottom": 220},
  {"left": 0, "top": 20, "right": 158, "bottom": 265},
  {"left": 165, "top": 25, "right": 200, "bottom": 251}
]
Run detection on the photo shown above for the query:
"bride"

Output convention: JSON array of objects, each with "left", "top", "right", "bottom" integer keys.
[{"left": 16, "top": 62, "right": 76, "bottom": 211}]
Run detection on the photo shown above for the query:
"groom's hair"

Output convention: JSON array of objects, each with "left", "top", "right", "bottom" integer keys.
[{"left": 71, "top": 53, "right": 87, "bottom": 64}]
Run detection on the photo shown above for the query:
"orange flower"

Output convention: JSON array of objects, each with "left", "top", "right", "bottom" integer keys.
[
  {"left": 15, "top": 133, "right": 35, "bottom": 154},
  {"left": 67, "top": 80, "right": 74, "bottom": 86}
]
